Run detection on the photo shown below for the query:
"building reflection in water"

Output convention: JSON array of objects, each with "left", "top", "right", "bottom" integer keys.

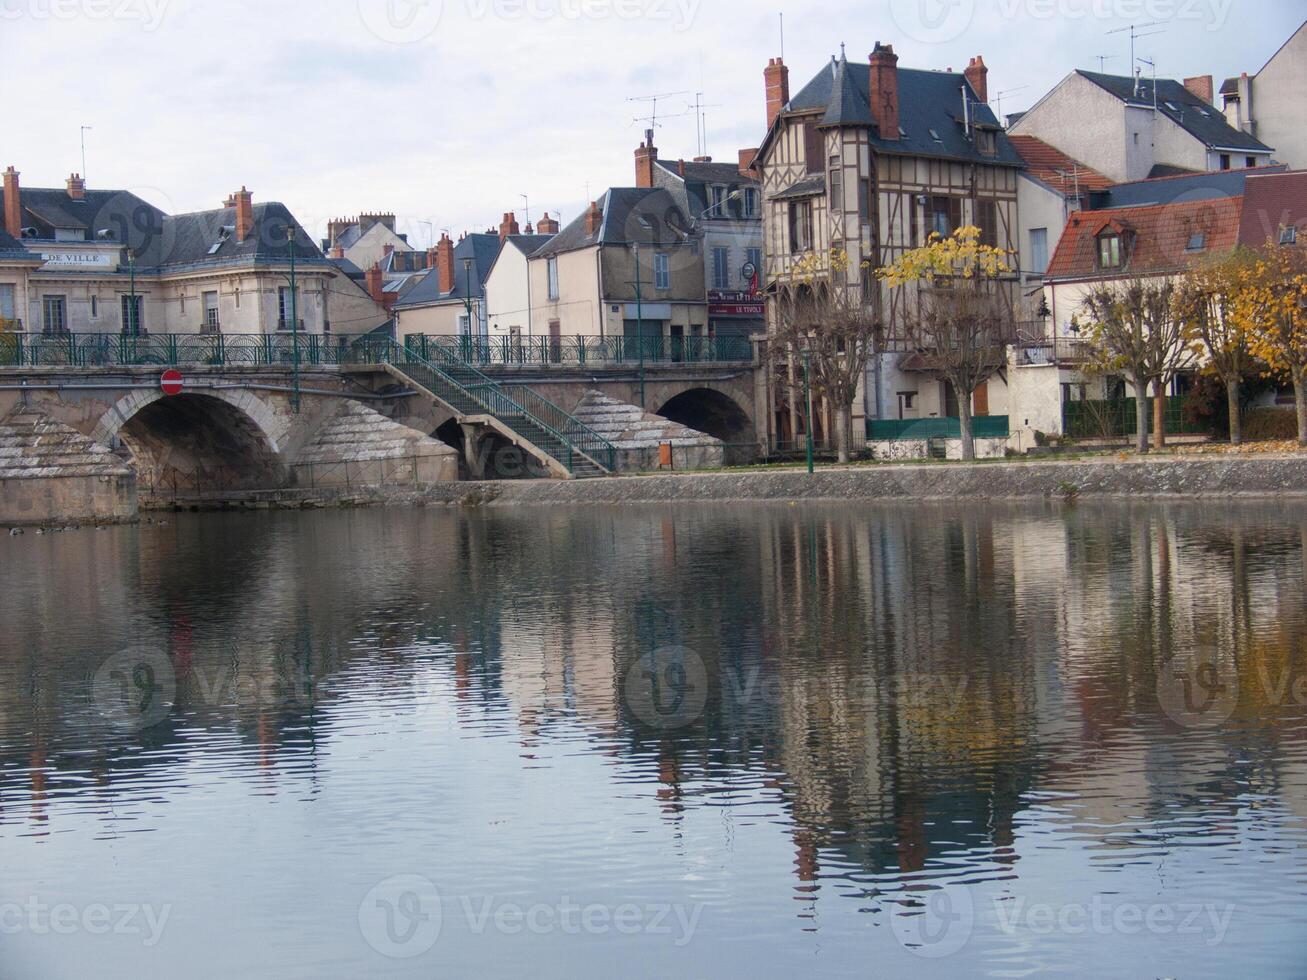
[{"left": 0, "top": 502, "right": 1305, "bottom": 915}]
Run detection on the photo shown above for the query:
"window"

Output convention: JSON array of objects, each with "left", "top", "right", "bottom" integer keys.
[
  {"left": 928, "top": 196, "right": 961, "bottom": 238},
  {"left": 0, "top": 283, "right": 15, "bottom": 324},
  {"left": 745, "top": 247, "right": 762, "bottom": 287},
  {"left": 120, "top": 294, "right": 142, "bottom": 335},
  {"left": 1280, "top": 226, "right": 1298, "bottom": 246},
  {"left": 828, "top": 154, "right": 843, "bottom": 211},
  {"left": 741, "top": 188, "right": 759, "bottom": 218},
  {"left": 1098, "top": 233, "right": 1123, "bottom": 269},
  {"left": 203, "top": 290, "right": 220, "bottom": 334},
  {"left": 1220, "top": 154, "right": 1232, "bottom": 171},
  {"left": 42, "top": 296, "right": 67, "bottom": 335},
  {"left": 858, "top": 178, "right": 872, "bottom": 223},
  {"left": 89, "top": 295, "right": 97, "bottom": 319},
  {"left": 712, "top": 247, "right": 730, "bottom": 289},
  {"left": 977, "top": 200, "right": 999, "bottom": 248},
  {"left": 710, "top": 186, "right": 728, "bottom": 217},
  {"left": 546, "top": 257, "right": 559, "bottom": 300},
  {"left": 976, "top": 129, "right": 997, "bottom": 155},
  {"left": 277, "top": 286, "right": 297, "bottom": 330},
  {"left": 653, "top": 252, "right": 670, "bottom": 291},
  {"left": 1246, "top": 156, "right": 1257, "bottom": 169},
  {"left": 235, "top": 288, "right": 241, "bottom": 309},
  {"left": 1186, "top": 232, "right": 1206, "bottom": 252},
  {"left": 804, "top": 124, "right": 824, "bottom": 175},
  {"left": 458, "top": 314, "right": 471, "bottom": 337},
  {"left": 1029, "top": 228, "right": 1049, "bottom": 274},
  {"left": 788, "top": 200, "right": 813, "bottom": 253}
]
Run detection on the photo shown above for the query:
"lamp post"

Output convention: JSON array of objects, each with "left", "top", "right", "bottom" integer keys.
[
  {"left": 125, "top": 248, "right": 138, "bottom": 338},
  {"left": 632, "top": 241, "right": 646, "bottom": 407},
  {"left": 802, "top": 347, "right": 814, "bottom": 475},
  {"left": 287, "top": 227, "right": 300, "bottom": 414},
  {"left": 462, "top": 256, "right": 475, "bottom": 361}
]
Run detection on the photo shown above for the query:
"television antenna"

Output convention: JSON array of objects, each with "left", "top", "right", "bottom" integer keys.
[
  {"left": 519, "top": 193, "right": 530, "bottom": 227},
  {"left": 627, "top": 91, "right": 690, "bottom": 132},
  {"left": 994, "top": 86, "right": 1027, "bottom": 119},
  {"left": 1092, "top": 54, "right": 1116, "bottom": 72},
  {"left": 80, "top": 125, "right": 92, "bottom": 182},
  {"left": 1107, "top": 22, "right": 1166, "bottom": 94},
  {"left": 689, "top": 91, "right": 724, "bottom": 157}
]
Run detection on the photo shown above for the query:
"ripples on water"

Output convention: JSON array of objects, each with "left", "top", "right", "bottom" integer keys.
[{"left": 1, "top": 502, "right": 1306, "bottom": 978}]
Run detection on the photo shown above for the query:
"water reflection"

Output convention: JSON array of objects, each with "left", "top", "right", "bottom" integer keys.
[{"left": 1, "top": 502, "right": 1305, "bottom": 977}]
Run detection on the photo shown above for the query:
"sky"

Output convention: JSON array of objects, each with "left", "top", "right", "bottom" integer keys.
[{"left": 1, "top": 0, "right": 1302, "bottom": 249}]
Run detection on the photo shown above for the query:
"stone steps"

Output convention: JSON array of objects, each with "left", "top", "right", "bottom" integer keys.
[{"left": 0, "top": 411, "right": 132, "bottom": 480}]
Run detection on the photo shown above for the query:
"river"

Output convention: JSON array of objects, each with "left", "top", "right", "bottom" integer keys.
[{"left": 1, "top": 502, "right": 1305, "bottom": 978}]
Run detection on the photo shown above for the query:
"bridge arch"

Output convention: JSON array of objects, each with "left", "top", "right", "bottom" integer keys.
[
  {"left": 655, "top": 387, "right": 754, "bottom": 445},
  {"left": 92, "top": 390, "right": 287, "bottom": 495}
]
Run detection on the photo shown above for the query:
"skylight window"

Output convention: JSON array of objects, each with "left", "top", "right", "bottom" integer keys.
[
  {"left": 1280, "top": 226, "right": 1298, "bottom": 246},
  {"left": 929, "top": 128, "right": 942, "bottom": 142},
  {"left": 1186, "top": 233, "right": 1206, "bottom": 252}
]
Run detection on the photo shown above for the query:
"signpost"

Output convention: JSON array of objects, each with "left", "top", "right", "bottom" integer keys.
[{"left": 160, "top": 369, "right": 184, "bottom": 396}]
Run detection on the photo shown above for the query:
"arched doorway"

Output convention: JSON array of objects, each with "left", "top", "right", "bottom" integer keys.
[{"left": 656, "top": 388, "right": 754, "bottom": 445}]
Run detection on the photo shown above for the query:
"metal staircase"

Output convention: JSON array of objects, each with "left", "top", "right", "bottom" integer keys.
[{"left": 374, "top": 340, "right": 615, "bottom": 479}]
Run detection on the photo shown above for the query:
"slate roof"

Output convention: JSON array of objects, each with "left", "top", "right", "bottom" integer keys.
[
  {"left": 1046, "top": 195, "right": 1244, "bottom": 281},
  {"left": 0, "top": 184, "right": 329, "bottom": 271},
  {"left": 530, "top": 188, "right": 692, "bottom": 259},
  {"left": 393, "top": 232, "right": 501, "bottom": 309},
  {"left": 781, "top": 54, "right": 1024, "bottom": 167},
  {"left": 653, "top": 158, "right": 759, "bottom": 222},
  {"left": 1075, "top": 70, "right": 1272, "bottom": 153},
  {"left": 1238, "top": 170, "right": 1307, "bottom": 247},
  {"left": 772, "top": 176, "right": 827, "bottom": 200},
  {"left": 1087, "top": 164, "right": 1288, "bottom": 210},
  {"left": 1008, "top": 135, "right": 1113, "bottom": 195},
  {"left": 0, "top": 227, "right": 35, "bottom": 260}
]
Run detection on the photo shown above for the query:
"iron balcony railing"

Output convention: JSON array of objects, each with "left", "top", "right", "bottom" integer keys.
[
  {"left": 403, "top": 333, "right": 755, "bottom": 366},
  {"left": 0, "top": 332, "right": 395, "bottom": 368}
]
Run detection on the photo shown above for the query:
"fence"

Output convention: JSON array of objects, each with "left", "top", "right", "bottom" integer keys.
[
  {"left": 867, "top": 416, "right": 1011, "bottom": 441},
  {"left": 402, "top": 333, "right": 754, "bottom": 366},
  {"left": 1063, "top": 398, "right": 1206, "bottom": 439},
  {"left": 0, "top": 332, "right": 394, "bottom": 368}
]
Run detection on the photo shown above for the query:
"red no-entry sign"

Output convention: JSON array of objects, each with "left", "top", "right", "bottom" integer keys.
[{"left": 160, "top": 370, "right": 185, "bottom": 396}]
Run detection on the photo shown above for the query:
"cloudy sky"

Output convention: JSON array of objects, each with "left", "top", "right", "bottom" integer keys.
[{"left": 1, "top": 0, "right": 1301, "bottom": 247}]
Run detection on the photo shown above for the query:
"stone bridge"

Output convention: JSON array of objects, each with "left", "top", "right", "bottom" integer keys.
[{"left": 0, "top": 358, "right": 768, "bottom": 501}]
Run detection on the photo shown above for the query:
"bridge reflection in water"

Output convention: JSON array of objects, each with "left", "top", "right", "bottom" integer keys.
[{"left": 0, "top": 503, "right": 1304, "bottom": 976}]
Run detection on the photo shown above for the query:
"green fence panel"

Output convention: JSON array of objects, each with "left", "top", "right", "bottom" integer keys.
[
  {"left": 867, "top": 417, "right": 1010, "bottom": 441},
  {"left": 1063, "top": 398, "right": 1204, "bottom": 438}
]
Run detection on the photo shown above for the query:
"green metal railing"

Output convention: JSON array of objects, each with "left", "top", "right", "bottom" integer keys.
[
  {"left": 1064, "top": 398, "right": 1205, "bottom": 439},
  {"left": 0, "top": 331, "right": 394, "bottom": 368},
  {"left": 868, "top": 417, "right": 1011, "bottom": 441},
  {"left": 378, "top": 340, "right": 617, "bottom": 475},
  {"left": 402, "top": 333, "right": 754, "bottom": 366}
]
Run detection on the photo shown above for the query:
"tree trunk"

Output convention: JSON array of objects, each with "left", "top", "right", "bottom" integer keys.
[
  {"left": 957, "top": 385, "right": 975, "bottom": 462},
  {"left": 835, "top": 404, "right": 851, "bottom": 464},
  {"left": 1133, "top": 379, "right": 1150, "bottom": 455},
  {"left": 1152, "top": 378, "right": 1166, "bottom": 451},
  {"left": 1226, "top": 376, "right": 1242, "bottom": 446},
  {"left": 786, "top": 348, "right": 799, "bottom": 452},
  {"left": 1296, "top": 367, "right": 1307, "bottom": 448}
]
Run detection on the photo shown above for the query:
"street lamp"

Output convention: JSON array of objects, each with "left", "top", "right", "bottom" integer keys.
[
  {"left": 462, "top": 256, "right": 475, "bottom": 359},
  {"left": 285, "top": 226, "right": 300, "bottom": 413},
  {"left": 802, "top": 347, "right": 814, "bottom": 475},
  {"left": 632, "top": 241, "right": 646, "bottom": 407}
]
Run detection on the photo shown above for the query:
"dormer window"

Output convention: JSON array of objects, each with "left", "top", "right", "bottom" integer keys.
[
  {"left": 1098, "top": 232, "right": 1123, "bottom": 269},
  {"left": 976, "top": 129, "right": 997, "bottom": 156},
  {"left": 710, "top": 186, "right": 728, "bottom": 216}
]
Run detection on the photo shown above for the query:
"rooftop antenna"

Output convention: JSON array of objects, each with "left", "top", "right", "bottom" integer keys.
[
  {"left": 80, "top": 125, "right": 92, "bottom": 182},
  {"left": 1138, "top": 56, "right": 1159, "bottom": 112},
  {"left": 519, "top": 193, "right": 530, "bottom": 227},
  {"left": 1107, "top": 22, "right": 1165, "bottom": 95},
  {"left": 627, "top": 91, "right": 690, "bottom": 134},
  {"left": 779, "top": 12, "right": 784, "bottom": 60},
  {"left": 689, "top": 92, "right": 723, "bottom": 157},
  {"left": 1093, "top": 54, "right": 1116, "bottom": 72},
  {"left": 994, "top": 85, "right": 1027, "bottom": 118}
]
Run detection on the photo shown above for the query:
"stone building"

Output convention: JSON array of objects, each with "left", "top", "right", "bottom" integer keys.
[
  {"left": 1221, "top": 20, "right": 1307, "bottom": 170},
  {"left": 483, "top": 215, "right": 556, "bottom": 344},
  {"left": 754, "top": 45, "right": 1024, "bottom": 443},
  {"left": 0, "top": 168, "right": 389, "bottom": 340}
]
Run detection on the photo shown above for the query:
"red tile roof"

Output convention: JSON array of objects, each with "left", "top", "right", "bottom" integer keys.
[
  {"left": 1008, "top": 135, "right": 1114, "bottom": 195},
  {"left": 1046, "top": 195, "right": 1244, "bottom": 281},
  {"left": 1238, "top": 170, "right": 1307, "bottom": 247}
]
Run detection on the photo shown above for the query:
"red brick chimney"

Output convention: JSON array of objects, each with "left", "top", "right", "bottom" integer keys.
[
  {"left": 331, "top": 245, "right": 345, "bottom": 259},
  {"left": 435, "top": 233, "right": 455, "bottom": 294},
  {"left": 1184, "top": 75, "right": 1214, "bottom": 105},
  {"left": 738, "top": 148, "right": 759, "bottom": 177},
  {"left": 498, "top": 211, "right": 520, "bottom": 241},
  {"left": 765, "top": 57, "right": 790, "bottom": 128},
  {"left": 524, "top": 222, "right": 534, "bottom": 234},
  {"left": 382, "top": 243, "right": 395, "bottom": 258},
  {"left": 870, "top": 44, "right": 900, "bottom": 140},
  {"left": 635, "top": 130, "right": 658, "bottom": 188},
  {"left": 366, "top": 263, "right": 384, "bottom": 304},
  {"left": 536, "top": 212, "right": 560, "bottom": 235},
  {"left": 965, "top": 56, "right": 989, "bottom": 103},
  {"left": 693, "top": 155, "right": 712, "bottom": 163},
  {"left": 3, "top": 167, "right": 20, "bottom": 238},
  {"left": 233, "top": 187, "right": 253, "bottom": 241},
  {"left": 584, "top": 201, "right": 603, "bottom": 237},
  {"left": 66, "top": 173, "right": 86, "bottom": 200}
]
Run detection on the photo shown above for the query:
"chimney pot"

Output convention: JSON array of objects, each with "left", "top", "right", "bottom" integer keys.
[
  {"left": 366, "top": 263, "right": 385, "bottom": 305},
  {"left": 436, "top": 233, "right": 456, "bottom": 293},
  {"left": 635, "top": 131, "right": 659, "bottom": 188},
  {"left": 584, "top": 201, "right": 603, "bottom": 237},
  {"left": 234, "top": 187, "right": 254, "bottom": 241},
  {"left": 499, "top": 211, "right": 521, "bottom": 241},
  {"left": 66, "top": 173, "right": 86, "bottom": 200},
  {"left": 964, "top": 55, "right": 989, "bottom": 104},
  {"left": 869, "top": 44, "right": 901, "bottom": 141},
  {"left": 3, "top": 166, "right": 21, "bottom": 239},
  {"left": 536, "top": 212, "right": 560, "bottom": 235},
  {"left": 765, "top": 57, "right": 791, "bottom": 128}
]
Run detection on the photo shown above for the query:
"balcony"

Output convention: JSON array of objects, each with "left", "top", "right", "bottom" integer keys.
[{"left": 1012, "top": 322, "right": 1092, "bottom": 366}]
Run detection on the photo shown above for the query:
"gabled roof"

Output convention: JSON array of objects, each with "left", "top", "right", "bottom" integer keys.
[
  {"left": 1046, "top": 195, "right": 1244, "bottom": 281},
  {"left": 0, "top": 227, "right": 36, "bottom": 261},
  {"left": 1238, "top": 170, "right": 1307, "bottom": 247},
  {"left": 1008, "top": 135, "right": 1113, "bottom": 195},
  {"left": 652, "top": 158, "right": 759, "bottom": 222},
  {"left": 1087, "top": 164, "right": 1288, "bottom": 210},
  {"left": 393, "top": 233, "right": 501, "bottom": 309},
  {"left": 1075, "top": 70, "right": 1272, "bottom": 152},
  {"left": 782, "top": 54, "right": 1024, "bottom": 167},
  {"left": 531, "top": 188, "right": 691, "bottom": 259}
]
